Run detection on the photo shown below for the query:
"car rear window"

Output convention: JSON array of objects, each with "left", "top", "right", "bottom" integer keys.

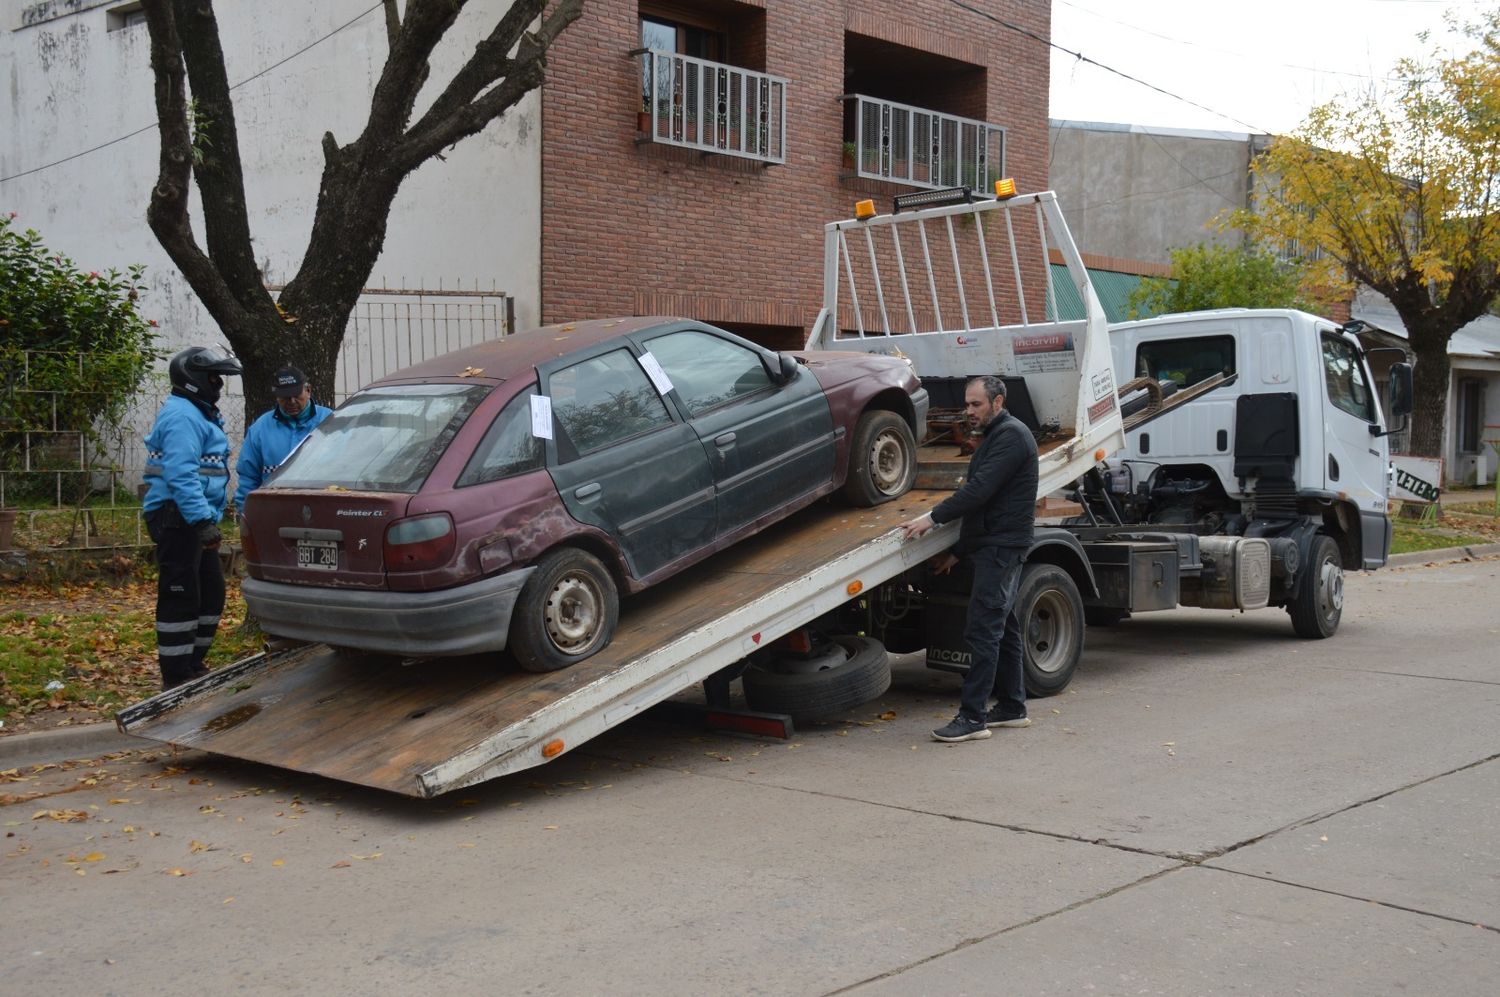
[{"left": 271, "top": 384, "right": 490, "bottom": 493}]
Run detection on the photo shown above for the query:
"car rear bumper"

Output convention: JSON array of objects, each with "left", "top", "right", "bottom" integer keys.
[{"left": 242, "top": 568, "right": 537, "bottom": 657}]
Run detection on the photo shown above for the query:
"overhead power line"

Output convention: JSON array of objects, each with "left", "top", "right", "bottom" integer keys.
[
  {"left": 0, "top": 2, "right": 382, "bottom": 186},
  {"left": 946, "top": 0, "right": 1269, "bottom": 133}
]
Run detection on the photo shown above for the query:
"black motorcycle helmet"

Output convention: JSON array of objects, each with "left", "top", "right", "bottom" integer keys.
[{"left": 168, "top": 346, "right": 243, "bottom": 405}]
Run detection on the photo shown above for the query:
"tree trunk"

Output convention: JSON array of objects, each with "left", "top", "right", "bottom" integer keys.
[{"left": 1405, "top": 333, "right": 1451, "bottom": 458}]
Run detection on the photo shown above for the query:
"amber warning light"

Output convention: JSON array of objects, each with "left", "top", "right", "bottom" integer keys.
[
  {"left": 994, "top": 178, "right": 1017, "bottom": 199},
  {"left": 854, "top": 199, "right": 876, "bottom": 220},
  {"left": 542, "top": 739, "right": 565, "bottom": 759}
]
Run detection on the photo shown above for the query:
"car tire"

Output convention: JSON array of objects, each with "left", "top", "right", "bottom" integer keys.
[
  {"left": 509, "top": 548, "right": 620, "bottom": 672},
  {"left": 1018, "top": 563, "right": 1085, "bottom": 697},
  {"left": 1288, "top": 533, "right": 1343, "bottom": 639},
  {"left": 843, "top": 411, "right": 917, "bottom": 506},
  {"left": 742, "top": 635, "right": 892, "bottom": 723}
]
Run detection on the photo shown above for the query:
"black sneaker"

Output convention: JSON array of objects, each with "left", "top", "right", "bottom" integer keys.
[
  {"left": 985, "top": 708, "right": 1031, "bottom": 729},
  {"left": 931, "top": 716, "right": 992, "bottom": 742}
]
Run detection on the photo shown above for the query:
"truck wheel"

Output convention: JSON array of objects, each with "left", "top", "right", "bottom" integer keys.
[
  {"left": 509, "top": 548, "right": 619, "bottom": 672},
  {"left": 1018, "top": 563, "right": 1085, "bottom": 697},
  {"left": 742, "top": 635, "right": 891, "bottom": 723},
  {"left": 843, "top": 411, "right": 917, "bottom": 506},
  {"left": 1288, "top": 534, "right": 1342, "bottom": 639}
]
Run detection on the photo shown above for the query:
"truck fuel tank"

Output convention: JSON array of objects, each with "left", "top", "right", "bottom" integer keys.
[{"left": 1180, "top": 536, "right": 1271, "bottom": 611}]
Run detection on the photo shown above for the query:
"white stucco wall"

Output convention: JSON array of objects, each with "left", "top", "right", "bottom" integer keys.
[{"left": 1, "top": 0, "right": 542, "bottom": 366}]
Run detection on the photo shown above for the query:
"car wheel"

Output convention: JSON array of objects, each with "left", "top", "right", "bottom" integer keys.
[
  {"left": 1287, "top": 534, "right": 1343, "bottom": 639},
  {"left": 510, "top": 548, "right": 620, "bottom": 672},
  {"left": 742, "top": 635, "right": 892, "bottom": 724},
  {"left": 1018, "top": 563, "right": 1085, "bottom": 697},
  {"left": 843, "top": 410, "right": 917, "bottom": 506}
]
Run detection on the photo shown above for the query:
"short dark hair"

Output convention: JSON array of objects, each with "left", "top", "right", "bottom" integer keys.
[{"left": 968, "top": 374, "right": 1007, "bottom": 404}]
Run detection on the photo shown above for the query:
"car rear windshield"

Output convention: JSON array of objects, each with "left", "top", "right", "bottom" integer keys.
[{"left": 271, "top": 384, "right": 490, "bottom": 493}]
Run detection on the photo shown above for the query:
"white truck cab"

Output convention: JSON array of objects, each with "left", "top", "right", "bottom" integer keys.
[{"left": 1107, "top": 308, "right": 1411, "bottom": 573}]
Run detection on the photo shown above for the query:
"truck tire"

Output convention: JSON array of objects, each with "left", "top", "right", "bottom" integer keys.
[
  {"left": 742, "top": 635, "right": 891, "bottom": 723},
  {"left": 1017, "top": 563, "right": 1085, "bottom": 696},
  {"left": 509, "top": 548, "right": 619, "bottom": 672},
  {"left": 843, "top": 411, "right": 917, "bottom": 506},
  {"left": 1288, "top": 534, "right": 1342, "bottom": 639}
]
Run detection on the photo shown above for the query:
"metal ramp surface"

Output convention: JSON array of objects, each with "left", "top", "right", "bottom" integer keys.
[{"left": 117, "top": 492, "right": 947, "bottom": 797}]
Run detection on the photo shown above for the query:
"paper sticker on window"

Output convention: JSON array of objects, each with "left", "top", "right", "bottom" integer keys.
[
  {"left": 530, "top": 394, "right": 554, "bottom": 440},
  {"left": 638, "top": 351, "right": 675, "bottom": 396}
]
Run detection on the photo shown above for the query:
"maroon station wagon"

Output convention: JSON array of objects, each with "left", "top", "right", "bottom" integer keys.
[{"left": 240, "top": 317, "right": 928, "bottom": 672}]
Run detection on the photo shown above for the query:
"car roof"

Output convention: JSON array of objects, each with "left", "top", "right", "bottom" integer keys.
[{"left": 369, "top": 316, "right": 688, "bottom": 387}]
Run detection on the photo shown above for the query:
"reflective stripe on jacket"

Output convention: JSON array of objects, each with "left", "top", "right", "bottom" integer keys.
[{"left": 142, "top": 394, "right": 232, "bottom": 525}]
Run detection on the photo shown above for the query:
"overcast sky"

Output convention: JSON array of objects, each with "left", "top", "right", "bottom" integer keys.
[{"left": 1048, "top": 0, "right": 1493, "bottom": 135}]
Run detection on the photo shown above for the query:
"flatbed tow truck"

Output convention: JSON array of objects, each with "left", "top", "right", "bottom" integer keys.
[{"left": 117, "top": 188, "right": 1156, "bottom": 797}]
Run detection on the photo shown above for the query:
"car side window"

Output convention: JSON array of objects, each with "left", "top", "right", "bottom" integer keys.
[
  {"left": 1321, "top": 334, "right": 1375, "bottom": 422},
  {"left": 456, "top": 386, "right": 543, "bottom": 487},
  {"left": 549, "top": 348, "right": 673, "bottom": 459},
  {"left": 643, "top": 330, "right": 772, "bottom": 416}
]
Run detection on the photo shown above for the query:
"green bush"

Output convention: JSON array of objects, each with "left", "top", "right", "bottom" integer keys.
[
  {"left": 1127, "top": 243, "right": 1314, "bottom": 319},
  {"left": 0, "top": 213, "right": 160, "bottom": 502}
]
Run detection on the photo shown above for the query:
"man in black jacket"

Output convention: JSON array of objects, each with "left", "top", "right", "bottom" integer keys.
[{"left": 900, "top": 375, "right": 1039, "bottom": 742}]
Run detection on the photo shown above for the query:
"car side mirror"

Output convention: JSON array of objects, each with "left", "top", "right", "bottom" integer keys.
[
  {"left": 765, "top": 351, "right": 799, "bottom": 386},
  {"left": 1371, "top": 362, "right": 1413, "bottom": 438}
]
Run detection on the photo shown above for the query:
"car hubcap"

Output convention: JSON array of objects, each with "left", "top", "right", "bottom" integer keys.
[
  {"left": 545, "top": 572, "right": 603, "bottom": 653},
  {"left": 869, "top": 429, "right": 908, "bottom": 494}
]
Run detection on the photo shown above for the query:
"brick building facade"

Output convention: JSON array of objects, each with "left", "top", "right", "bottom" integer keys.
[{"left": 540, "top": 0, "right": 1051, "bottom": 350}]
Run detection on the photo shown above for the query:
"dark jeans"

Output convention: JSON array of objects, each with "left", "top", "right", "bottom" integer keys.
[
  {"left": 145, "top": 504, "right": 224, "bottom": 688},
  {"left": 957, "top": 545, "right": 1026, "bottom": 723}
]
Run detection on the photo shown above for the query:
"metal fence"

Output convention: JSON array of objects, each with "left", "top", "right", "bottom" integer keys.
[{"left": 1, "top": 287, "right": 510, "bottom": 552}]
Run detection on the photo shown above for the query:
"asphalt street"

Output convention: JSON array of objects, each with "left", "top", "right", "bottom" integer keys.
[{"left": 2, "top": 555, "right": 1497, "bottom": 995}]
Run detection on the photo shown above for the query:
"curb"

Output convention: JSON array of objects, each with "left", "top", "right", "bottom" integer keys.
[
  {"left": 1387, "top": 541, "right": 1500, "bottom": 568},
  {"left": 0, "top": 722, "right": 141, "bottom": 770}
]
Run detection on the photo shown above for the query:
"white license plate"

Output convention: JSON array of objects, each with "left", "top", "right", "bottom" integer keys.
[{"left": 296, "top": 539, "right": 339, "bottom": 571}]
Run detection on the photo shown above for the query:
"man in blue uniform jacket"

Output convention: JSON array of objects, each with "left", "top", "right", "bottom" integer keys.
[
  {"left": 142, "top": 346, "right": 242, "bottom": 690},
  {"left": 234, "top": 365, "right": 330, "bottom": 512}
]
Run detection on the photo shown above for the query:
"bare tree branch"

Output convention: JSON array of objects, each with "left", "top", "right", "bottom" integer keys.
[
  {"left": 141, "top": 0, "right": 253, "bottom": 337},
  {"left": 170, "top": 0, "right": 271, "bottom": 313},
  {"left": 397, "top": 0, "right": 583, "bottom": 168}
]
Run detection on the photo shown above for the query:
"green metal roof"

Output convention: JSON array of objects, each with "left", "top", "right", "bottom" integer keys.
[{"left": 1048, "top": 264, "right": 1169, "bottom": 324}]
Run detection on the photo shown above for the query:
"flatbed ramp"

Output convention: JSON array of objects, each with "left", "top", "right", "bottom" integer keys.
[{"left": 117, "top": 491, "right": 951, "bottom": 798}]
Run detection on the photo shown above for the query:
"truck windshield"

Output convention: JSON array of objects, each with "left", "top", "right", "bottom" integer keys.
[{"left": 270, "top": 384, "right": 490, "bottom": 493}]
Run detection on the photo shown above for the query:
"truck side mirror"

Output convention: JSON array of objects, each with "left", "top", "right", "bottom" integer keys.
[
  {"left": 1387, "top": 362, "right": 1413, "bottom": 417},
  {"left": 1371, "top": 362, "right": 1413, "bottom": 438}
]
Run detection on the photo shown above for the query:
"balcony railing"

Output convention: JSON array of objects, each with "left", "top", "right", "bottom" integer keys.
[
  {"left": 633, "top": 49, "right": 787, "bottom": 165},
  {"left": 841, "top": 94, "right": 1004, "bottom": 193}
]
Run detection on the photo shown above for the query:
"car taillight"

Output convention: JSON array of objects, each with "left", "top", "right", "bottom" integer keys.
[
  {"left": 383, "top": 513, "right": 455, "bottom": 572},
  {"left": 239, "top": 520, "right": 259, "bottom": 562}
]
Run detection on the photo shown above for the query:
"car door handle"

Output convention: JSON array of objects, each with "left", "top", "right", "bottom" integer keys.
[
  {"left": 714, "top": 432, "right": 737, "bottom": 447},
  {"left": 574, "top": 482, "right": 602, "bottom": 499}
]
